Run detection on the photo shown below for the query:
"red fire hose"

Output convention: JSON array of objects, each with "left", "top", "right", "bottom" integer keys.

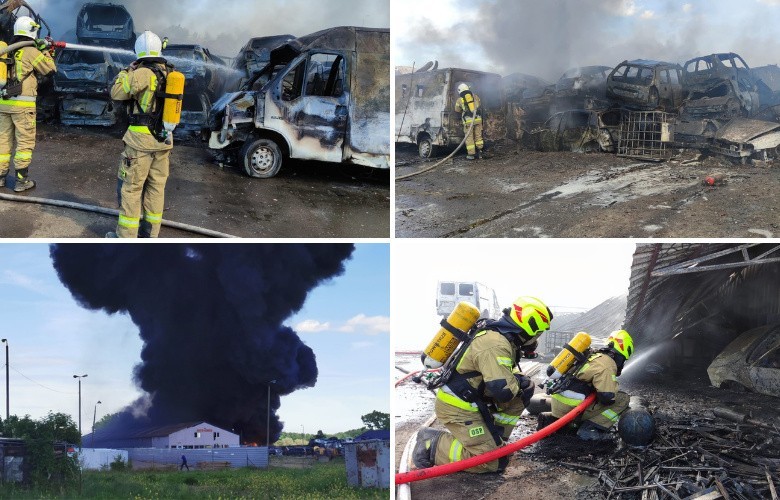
[{"left": 395, "top": 393, "right": 597, "bottom": 484}]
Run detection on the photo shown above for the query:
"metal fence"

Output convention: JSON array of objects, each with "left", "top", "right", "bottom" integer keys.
[
  {"left": 127, "top": 447, "right": 268, "bottom": 469},
  {"left": 617, "top": 110, "right": 674, "bottom": 161}
]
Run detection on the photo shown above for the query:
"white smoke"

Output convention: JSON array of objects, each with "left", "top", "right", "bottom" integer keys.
[
  {"left": 29, "top": 0, "right": 388, "bottom": 57},
  {"left": 395, "top": 0, "right": 780, "bottom": 81}
]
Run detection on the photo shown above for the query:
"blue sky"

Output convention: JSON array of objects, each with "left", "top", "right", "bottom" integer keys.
[
  {"left": 394, "top": 0, "right": 780, "bottom": 80},
  {"left": 0, "top": 243, "right": 389, "bottom": 436}
]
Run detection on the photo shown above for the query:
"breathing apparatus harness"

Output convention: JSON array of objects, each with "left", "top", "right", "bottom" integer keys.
[
  {"left": 419, "top": 315, "right": 537, "bottom": 446},
  {"left": 127, "top": 58, "right": 175, "bottom": 143},
  {"left": 458, "top": 89, "right": 482, "bottom": 123},
  {"left": 543, "top": 345, "right": 594, "bottom": 396}
]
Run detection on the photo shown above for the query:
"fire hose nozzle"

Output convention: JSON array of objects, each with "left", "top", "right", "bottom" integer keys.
[{"left": 52, "top": 41, "right": 67, "bottom": 49}]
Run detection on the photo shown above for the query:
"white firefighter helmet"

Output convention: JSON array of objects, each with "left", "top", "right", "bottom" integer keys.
[
  {"left": 457, "top": 82, "right": 470, "bottom": 94},
  {"left": 14, "top": 16, "right": 40, "bottom": 40},
  {"left": 135, "top": 30, "right": 163, "bottom": 59}
]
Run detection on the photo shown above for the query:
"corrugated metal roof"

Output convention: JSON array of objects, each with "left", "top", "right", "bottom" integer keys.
[{"left": 624, "top": 243, "right": 780, "bottom": 348}]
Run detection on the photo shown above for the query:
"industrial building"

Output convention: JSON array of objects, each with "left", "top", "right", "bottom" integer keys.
[{"left": 85, "top": 421, "right": 239, "bottom": 450}]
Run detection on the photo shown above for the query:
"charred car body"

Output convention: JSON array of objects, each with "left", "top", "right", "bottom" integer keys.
[
  {"left": 607, "top": 60, "right": 684, "bottom": 111},
  {"left": 76, "top": 2, "right": 135, "bottom": 49},
  {"left": 682, "top": 53, "right": 758, "bottom": 119},
  {"left": 551, "top": 65, "right": 612, "bottom": 113},
  {"left": 527, "top": 109, "right": 621, "bottom": 153},
  {"left": 209, "top": 26, "right": 390, "bottom": 178},
  {"left": 708, "top": 323, "right": 780, "bottom": 398},
  {"left": 53, "top": 48, "right": 134, "bottom": 126},
  {"left": 51, "top": 2, "right": 136, "bottom": 126},
  {"left": 395, "top": 68, "right": 505, "bottom": 158},
  {"left": 233, "top": 34, "right": 295, "bottom": 86}
]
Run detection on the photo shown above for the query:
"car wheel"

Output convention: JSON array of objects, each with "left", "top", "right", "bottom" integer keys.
[
  {"left": 649, "top": 87, "right": 660, "bottom": 109},
  {"left": 242, "top": 138, "right": 283, "bottom": 178},
  {"left": 418, "top": 135, "right": 434, "bottom": 158}
]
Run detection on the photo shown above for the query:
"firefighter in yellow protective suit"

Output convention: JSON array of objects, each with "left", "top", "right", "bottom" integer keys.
[
  {"left": 550, "top": 330, "right": 633, "bottom": 440},
  {"left": 0, "top": 16, "right": 56, "bottom": 192},
  {"left": 107, "top": 30, "right": 172, "bottom": 238},
  {"left": 413, "top": 297, "right": 553, "bottom": 473},
  {"left": 454, "top": 82, "right": 487, "bottom": 160}
]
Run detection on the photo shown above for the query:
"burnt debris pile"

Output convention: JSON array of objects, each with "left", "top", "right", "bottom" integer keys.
[
  {"left": 50, "top": 243, "right": 354, "bottom": 445},
  {"left": 527, "top": 408, "right": 780, "bottom": 499}
]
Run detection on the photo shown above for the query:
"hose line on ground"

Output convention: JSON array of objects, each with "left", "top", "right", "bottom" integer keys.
[
  {"left": 0, "top": 192, "right": 236, "bottom": 238},
  {"left": 395, "top": 392, "right": 597, "bottom": 485},
  {"left": 396, "top": 118, "right": 475, "bottom": 181}
]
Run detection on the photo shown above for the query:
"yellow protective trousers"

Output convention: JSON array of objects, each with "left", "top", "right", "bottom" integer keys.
[
  {"left": 463, "top": 120, "right": 484, "bottom": 156},
  {"left": 116, "top": 143, "right": 171, "bottom": 238},
  {"left": 0, "top": 108, "right": 36, "bottom": 179},
  {"left": 432, "top": 389, "right": 525, "bottom": 473},
  {"left": 551, "top": 390, "right": 630, "bottom": 430}
]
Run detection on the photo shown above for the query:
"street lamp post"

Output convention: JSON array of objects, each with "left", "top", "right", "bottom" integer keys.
[
  {"left": 1, "top": 339, "right": 8, "bottom": 420},
  {"left": 91, "top": 400, "right": 102, "bottom": 449},
  {"left": 73, "top": 374, "right": 87, "bottom": 449},
  {"left": 266, "top": 380, "right": 276, "bottom": 449}
]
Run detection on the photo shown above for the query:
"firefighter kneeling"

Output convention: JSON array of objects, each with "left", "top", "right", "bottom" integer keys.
[
  {"left": 413, "top": 296, "right": 553, "bottom": 473},
  {"left": 548, "top": 330, "right": 634, "bottom": 440}
]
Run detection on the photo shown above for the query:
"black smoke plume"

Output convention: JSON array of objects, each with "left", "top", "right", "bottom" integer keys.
[{"left": 50, "top": 243, "right": 353, "bottom": 444}]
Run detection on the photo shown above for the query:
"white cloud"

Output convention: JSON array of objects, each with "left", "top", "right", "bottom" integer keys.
[
  {"left": 682, "top": 3, "right": 693, "bottom": 12},
  {"left": 338, "top": 314, "right": 390, "bottom": 335},
  {"left": 618, "top": 0, "right": 637, "bottom": 16},
  {"left": 2, "top": 270, "right": 40, "bottom": 291},
  {"left": 640, "top": 9, "right": 655, "bottom": 19},
  {"left": 294, "top": 319, "right": 331, "bottom": 333}
]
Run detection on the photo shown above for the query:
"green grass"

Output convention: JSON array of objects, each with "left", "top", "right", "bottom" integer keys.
[{"left": 0, "top": 461, "right": 388, "bottom": 499}]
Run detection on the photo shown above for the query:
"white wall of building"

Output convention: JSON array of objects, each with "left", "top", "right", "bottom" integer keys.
[{"left": 166, "top": 422, "right": 240, "bottom": 449}]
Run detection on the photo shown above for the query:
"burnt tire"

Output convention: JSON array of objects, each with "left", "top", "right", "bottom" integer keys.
[
  {"left": 242, "top": 138, "right": 283, "bottom": 178},
  {"left": 418, "top": 136, "right": 434, "bottom": 158}
]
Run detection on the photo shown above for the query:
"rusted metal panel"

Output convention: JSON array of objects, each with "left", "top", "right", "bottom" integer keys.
[{"left": 344, "top": 439, "right": 389, "bottom": 488}]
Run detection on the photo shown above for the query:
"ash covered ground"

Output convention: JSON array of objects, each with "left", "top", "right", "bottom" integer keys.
[
  {"left": 0, "top": 125, "right": 390, "bottom": 238},
  {"left": 395, "top": 353, "right": 780, "bottom": 499},
  {"left": 395, "top": 143, "right": 780, "bottom": 238}
]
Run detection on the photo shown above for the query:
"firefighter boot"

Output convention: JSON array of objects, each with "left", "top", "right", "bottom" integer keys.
[
  {"left": 577, "top": 421, "right": 612, "bottom": 441},
  {"left": 13, "top": 170, "right": 35, "bottom": 192},
  {"left": 466, "top": 155, "right": 476, "bottom": 160},
  {"left": 412, "top": 428, "right": 444, "bottom": 469},
  {"left": 537, "top": 412, "right": 558, "bottom": 431}
]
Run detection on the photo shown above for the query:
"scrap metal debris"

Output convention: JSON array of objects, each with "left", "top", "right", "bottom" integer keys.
[{"left": 522, "top": 408, "right": 780, "bottom": 499}]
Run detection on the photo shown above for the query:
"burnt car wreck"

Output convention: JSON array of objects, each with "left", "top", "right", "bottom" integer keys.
[
  {"left": 209, "top": 26, "right": 390, "bottom": 178},
  {"left": 396, "top": 47, "right": 780, "bottom": 163}
]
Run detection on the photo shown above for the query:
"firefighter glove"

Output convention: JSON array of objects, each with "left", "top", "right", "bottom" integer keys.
[
  {"left": 596, "top": 391, "right": 616, "bottom": 406},
  {"left": 515, "top": 374, "right": 534, "bottom": 406},
  {"left": 35, "top": 38, "right": 48, "bottom": 51}
]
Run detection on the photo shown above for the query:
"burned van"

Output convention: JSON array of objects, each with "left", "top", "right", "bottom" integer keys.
[
  {"left": 208, "top": 26, "right": 390, "bottom": 178},
  {"left": 395, "top": 68, "right": 505, "bottom": 157}
]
